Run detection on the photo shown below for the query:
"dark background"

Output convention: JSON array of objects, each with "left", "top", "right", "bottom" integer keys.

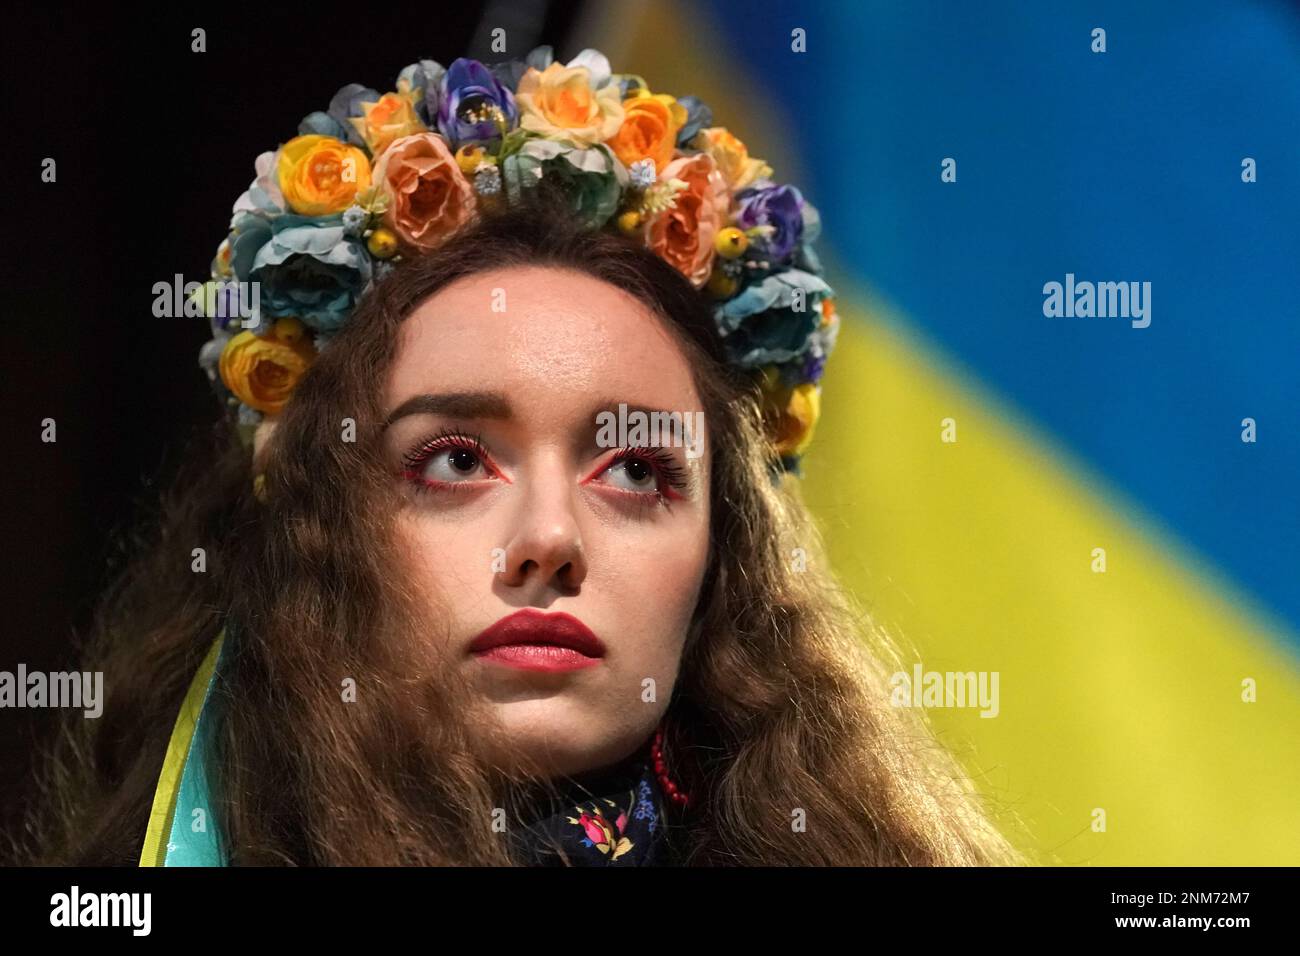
[{"left": 1, "top": 0, "right": 585, "bottom": 841}]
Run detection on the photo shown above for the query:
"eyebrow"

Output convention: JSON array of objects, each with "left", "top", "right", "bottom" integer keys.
[
  {"left": 382, "top": 390, "right": 694, "bottom": 440},
  {"left": 383, "top": 390, "right": 514, "bottom": 428}
]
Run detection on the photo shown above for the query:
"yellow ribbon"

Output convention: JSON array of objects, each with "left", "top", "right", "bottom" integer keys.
[{"left": 138, "top": 630, "right": 226, "bottom": 866}]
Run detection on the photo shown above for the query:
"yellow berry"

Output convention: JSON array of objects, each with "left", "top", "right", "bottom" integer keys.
[
  {"left": 617, "top": 209, "right": 643, "bottom": 235},
  {"left": 707, "top": 267, "right": 739, "bottom": 299},
  {"left": 367, "top": 227, "right": 399, "bottom": 259},
  {"left": 272, "top": 317, "right": 306, "bottom": 343},
  {"left": 455, "top": 145, "right": 485, "bottom": 175},
  {"left": 714, "top": 226, "right": 749, "bottom": 259}
]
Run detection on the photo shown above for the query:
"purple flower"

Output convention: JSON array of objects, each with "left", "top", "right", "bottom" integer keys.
[
  {"left": 735, "top": 184, "right": 806, "bottom": 264},
  {"left": 437, "top": 58, "right": 518, "bottom": 146},
  {"left": 800, "top": 350, "right": 827, "bottom": 383}
]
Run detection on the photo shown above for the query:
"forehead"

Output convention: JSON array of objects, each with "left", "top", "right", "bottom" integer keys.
[{"left": 385, "top": 265, "right": 702, "bottom": 412}]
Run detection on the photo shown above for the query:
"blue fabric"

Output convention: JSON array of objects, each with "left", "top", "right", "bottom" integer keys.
[
  {"left": 702, "top": 0, "right": 1300, "bottom": 640},
  {"left": 163, "top": 634, "right": 229, "bottom": 866}
]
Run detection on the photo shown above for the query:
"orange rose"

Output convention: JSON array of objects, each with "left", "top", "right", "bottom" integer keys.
[
  {"left": 605, "top": 93, "right": 685, "bottom": 172},
  {"left": 645, "top": 153, "right": 730, "bottom": 287},
  {"left": 218, "top": 320, "right": 316, "bottom": 415},
  {"left": 371, "top": 132, "right": 477, "bottom": 252}
]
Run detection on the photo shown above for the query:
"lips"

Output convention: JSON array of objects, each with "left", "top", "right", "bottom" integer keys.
[{"left": 468, "top": 608, "right": 606, "bottom": 659}]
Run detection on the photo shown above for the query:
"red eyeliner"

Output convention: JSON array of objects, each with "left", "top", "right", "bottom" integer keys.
[
  {"left": 580, "top": 448, "right": 688, "bottom": 501},
  {"left": 400, "top": 431, "right": 687, "bottom": 502}
]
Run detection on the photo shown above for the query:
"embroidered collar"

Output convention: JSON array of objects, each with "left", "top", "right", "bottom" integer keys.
[{"left": 509, "top": 749, "right": 678, "bottom": 866}]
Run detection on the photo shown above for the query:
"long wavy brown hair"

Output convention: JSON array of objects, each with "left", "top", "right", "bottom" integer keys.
[{"left": 13, "top": 195, "right": 1024, "bottom": 866}]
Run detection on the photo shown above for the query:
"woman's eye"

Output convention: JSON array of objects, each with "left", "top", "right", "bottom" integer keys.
[
  {"left": 601, "top": 456, "right": 660, "bottom": 493},
  {"left": 400, "top": 430, "right": 502, "bottom": 495},
  {"left": 416, "top": 446, "right": 490, "bottom": 483}
]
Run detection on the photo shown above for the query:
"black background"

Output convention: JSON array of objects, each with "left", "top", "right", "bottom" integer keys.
[{"left": 1, "top": 0, "right": 585, "bottom": 843}]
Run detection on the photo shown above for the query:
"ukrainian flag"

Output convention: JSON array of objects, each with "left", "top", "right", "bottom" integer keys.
[{"left": 582, "top": 0, "right": 1300, "bottom": 864}]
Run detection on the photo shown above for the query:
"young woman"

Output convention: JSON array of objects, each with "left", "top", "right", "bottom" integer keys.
[{"left": 16, "top": 49, "right": 1021, "bottom": 866}]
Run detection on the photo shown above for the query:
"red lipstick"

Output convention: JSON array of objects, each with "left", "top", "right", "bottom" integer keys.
[{"left": 469, "top": 608, "right": 605, "bottom": 672}]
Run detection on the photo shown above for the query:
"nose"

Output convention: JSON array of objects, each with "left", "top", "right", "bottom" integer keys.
[{"left": 498, "top": 455, "right": 588, "bottom": 593}]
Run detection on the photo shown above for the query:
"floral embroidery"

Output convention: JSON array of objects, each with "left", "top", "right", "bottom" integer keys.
[
  {"left": 567, "top": 791, "right": 637, "bottom": 860},
  {"left": 517, "top": 754, "right": 670, "bottom": 866},
  {"left": 633, "top": 778, "right": 659, "bottom": 834}
]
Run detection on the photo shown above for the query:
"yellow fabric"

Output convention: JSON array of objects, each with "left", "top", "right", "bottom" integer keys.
[
  {"left": 139, "top": 630, "right": 226, "bottom": 867},
  {"left": 800, "top": 289, "right": 1300, "bottom": 864}
]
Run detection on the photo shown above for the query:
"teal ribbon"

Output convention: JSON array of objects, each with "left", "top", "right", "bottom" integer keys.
[{"left": 161, "top": 633, "right": 230, "bottom": 866}]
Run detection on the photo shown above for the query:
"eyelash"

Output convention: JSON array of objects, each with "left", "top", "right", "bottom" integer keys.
[
  {"left": 399, "top": 428, "right": 690, "bottom": 504},
  {"left": 400, "top": 427, "right": 495, "bottom": 495},
  {"left": 605, "top": 446, "right": 690, "bottom": 503}
]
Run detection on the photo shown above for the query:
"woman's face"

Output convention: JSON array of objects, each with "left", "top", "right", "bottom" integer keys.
[{"left": 381, "top": 264, "right": 711, "bottom": 780}]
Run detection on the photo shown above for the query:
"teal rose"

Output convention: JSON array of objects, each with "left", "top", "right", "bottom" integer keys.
[
  {"left": 715, "top": 268, "right": 834, "bottom": 368},
  {"left": 501, "top": 139, "right": 627, "bottom": 229},
  {"left": 248, "top": 214, "right": 372, "bottom": 332}
]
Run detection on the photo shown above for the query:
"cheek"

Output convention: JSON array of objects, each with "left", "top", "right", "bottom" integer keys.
[
  {"left": 587, "top": 515, "right": 710, "bottom": 661},
  {"left": 393, "top": 513, "right": 495, "bottom": 637}
]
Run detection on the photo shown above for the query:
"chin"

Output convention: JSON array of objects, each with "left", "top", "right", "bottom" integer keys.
[{"left": 486, "top": 698, "right": 654, "bottom": 781}]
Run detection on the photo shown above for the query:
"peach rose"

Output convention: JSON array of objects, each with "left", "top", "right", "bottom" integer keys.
[
  {"left": 644, "top": 153, "right": 730, "bottom": 288},
  {"left": 371, "top": 132, "right": 477, "bottom": 252},
  {"left": 605, "top": 93, "right": 686, "bottom": 172},
  {"left": 516, "top": 63, "right": 624, "bottom": 145}
]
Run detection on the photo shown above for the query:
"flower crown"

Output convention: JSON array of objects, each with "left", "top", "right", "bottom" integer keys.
[{"left": 194, "top": 46, "right": 838, "bottom": 474}]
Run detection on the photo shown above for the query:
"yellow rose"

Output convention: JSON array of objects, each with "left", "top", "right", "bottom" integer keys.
[
  {"left": 762, "top": 379, "right": 821, "bottom": 458},
  {"left": 516, "top": 63, "right": 624, "bottom": 145},
  {"left": 697, "top": 127, "right": 773, "bottom": 192},
  {"left": 218, "top": 320, "right": 316, "bottom": 415},
  {"left": 605, "top": 92, "right": 686, "bottom": 173},
  {"left": 277, "top": 135, "right": 373, "bottom": 216},
  {"left": 349, "top": 89, "right": 426, "bottom": 157}
]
